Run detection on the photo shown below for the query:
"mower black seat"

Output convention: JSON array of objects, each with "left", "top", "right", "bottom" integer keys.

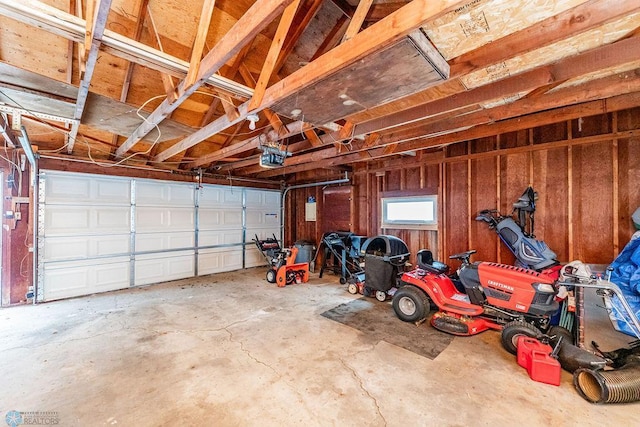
[{"left": 417, "top": 250, "right": 450, "bottom": 275}]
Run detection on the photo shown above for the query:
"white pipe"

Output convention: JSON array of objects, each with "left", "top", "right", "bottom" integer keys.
[{"left": 280, "top": 172, "right": 350, "bottom": 244}]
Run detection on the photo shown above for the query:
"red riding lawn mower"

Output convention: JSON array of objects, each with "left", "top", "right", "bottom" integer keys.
[{"left": 392, "top": 249, "right": 562, "bottom": 354}]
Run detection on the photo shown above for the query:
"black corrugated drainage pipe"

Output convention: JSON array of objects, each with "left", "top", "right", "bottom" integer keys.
[{"left": 574, "top": 358, "right": 640, "bottom": 403}]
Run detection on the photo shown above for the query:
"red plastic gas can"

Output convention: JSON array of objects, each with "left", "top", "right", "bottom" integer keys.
[{"left": 516, "top": 336, "right": 561, "bottom": 386}]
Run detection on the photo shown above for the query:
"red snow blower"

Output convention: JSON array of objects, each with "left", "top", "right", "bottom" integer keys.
[{"left": 392, "top": 249, "right": 559, "bottom": 353}]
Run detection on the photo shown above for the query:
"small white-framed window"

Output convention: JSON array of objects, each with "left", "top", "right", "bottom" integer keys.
[{"left": 381, "top": 195, "right": 438, "bottom": 230}]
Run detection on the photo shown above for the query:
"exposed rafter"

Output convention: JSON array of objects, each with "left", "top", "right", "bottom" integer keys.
[
  {"left": 115, "top": 0, "right": 296, "bottom": 158},
  {"left": 155, "top": 0, "right": 468, "bottom": 164}
]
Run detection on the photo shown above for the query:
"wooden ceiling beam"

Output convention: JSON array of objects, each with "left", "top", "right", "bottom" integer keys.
[
  {"left": 184, "top": 0, "right": 217, "bottom": 88},
  {"left": 185, "top": 120, "right": 305, "bottom": 168},
  {"left": 160, "top": 0, "right": 466, "bottom": 165},
  {"left": 0, "top": 0, "right": 254, "bottom": 99},
  {"left": 354, "top": 35, "right": 640, "bottom": 135},
  {"left": 341, "top": 0, "right": 373, "bottom": 43},
  {"left": 348, "top": 0, "right": 639, "bottom": 132},
  {"left": 67, "top": 0, "right": 112, "bottom": 154},
  {"left": 254, "top": 75, "right": 640, "bottom": 177},
  {"left": 119, "top": 0, "right": 150, "bottom": 104},
  {"left": 449, "top": 0, "right": 640, "bottom": 78},
  {"left": 115, "top": 0, "right": 295, "bottom": 158},
  {"left": 249, "top": 0, "right": 301, "bottom": 110},
  {"left": 272, "top": 0, "right": 324, "bottom": 76}
]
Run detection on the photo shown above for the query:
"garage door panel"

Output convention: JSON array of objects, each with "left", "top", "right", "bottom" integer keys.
[
  {"left": 245, "top": 210, "right": 279, "bottom": 228},
  {"left": 136, "top": 180, "right": 195, "bottom": 207},
  {"left": 43, "top": 234, "right": 130, "bottom": 261},
  {"left": 199, "top": 186, "right": 243, "bottom": 208},
  {"left": 199, "top": 208, "right": 243, "bottom": 229},
  {"left": 44, "top": 205, "right": 130, "bottom": 236},
  {"left": 245, "top": 247, "right": 268, "bottom": 268},
  {"left": 245, "top": 189, "right": 280, "bottom": 208},
  {"left": 199, "top": 229, "right": 242, "bottom": 247},
  {"left": 136, "top": 207, "right": 195, "bottom": 232},
  {"left": 198, "top": 248, "right": 243, "bottom": 275},
  {"left": 44, "top": 172, "right": 131, "bottom": 205},
  {"left": 246, "top": 228, "right": 280, "bottom": 242},
  {"left": 135, "top": 251, "right": 195, "bottom": 286},
  {"left": 42, "top": 257, "right": 130, "bottom": 301},
  {"left": 136, "top": 232, "right": 195, "bottom": 252}
]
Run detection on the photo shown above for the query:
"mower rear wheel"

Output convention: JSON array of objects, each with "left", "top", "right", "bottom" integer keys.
[
  {"left": 375, "top": 291, "right": 387, "bottom": 302},
  {"left": 501, "top": 321, "right": 542, "bottom": 355},
  {"left": 347, "top": 283, "right": 358, "bottom": 294},
  {"left": 266, "top": 269, "right": 277, "bottom": 283},
  {"left": 392, "top": 286, "right": 429, "bottom": 322}
]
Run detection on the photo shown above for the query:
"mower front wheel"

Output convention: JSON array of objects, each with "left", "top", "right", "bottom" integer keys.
[
  {"left": 347, "top": 282, "right": 358, "bottom": 294},
  {"left": 392, "top": 286, "right": 429, "bottom": 323},
  {"left": 266, "top": 269, "right": 277, "bottom": 283},
  {"left": 375, "top": 291, "right": 387, "bottom": 302},
  {"left": 501, "top": 321, "right": 542, "bottom": 355}
]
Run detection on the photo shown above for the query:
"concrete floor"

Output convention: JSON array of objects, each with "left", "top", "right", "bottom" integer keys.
[{"left": 0, "top": 268, "right": 637, "bottom": 426}]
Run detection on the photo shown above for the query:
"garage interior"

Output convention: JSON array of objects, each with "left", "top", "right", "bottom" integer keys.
[{"left": 1, "top": 0, "right": 639, "bottom": 424}]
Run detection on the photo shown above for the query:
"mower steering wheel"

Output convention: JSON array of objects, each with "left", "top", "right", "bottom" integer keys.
[{"left": 449, "top": 250, "right": 477, "bottom": 264}]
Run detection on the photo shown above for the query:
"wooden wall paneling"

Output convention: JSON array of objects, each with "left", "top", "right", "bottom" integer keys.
[
  {"left": 499, "top": 151, "right": 531, "bottom": 264},
  {"left": 500, "top": 129, "right": 529, "bottom": 150},
  {"left": 445, "top": 161, "right": 469, "bottom": 257},
  {"left": 322, "top": 186, "right": 353, "bottom": 233},
  {"left": 571, "top": 142, "right": 614, "bottom": 263},
  {"left": 571, "top": 112, "right": 612, "bottom": 139},
  {"left": 533, "top": 121, "right": 567, "bottom": 144},
  {"left": 467, "top": 157, "right": 472, "bottom": 251},
  {"left": 496, "top": 151, "right": 502, "bottom": 263},
  {"left": 439, "top": 162, "right": 446, "bottom": 260},
  {"left": 618, "top": 137, "right": 640, "bottom": 247},
  {"left": 405, "top": 166, "right": 421, "bottom": 190},
  {"left": 617, "top": 107, "right": 640, "bottom": 131},
  {"left": 470, "top": 136, "right": 497, "bottom": 154},
  {"left": 386, "top": 169, "right": 401, "bottom": 191},
  {"left": 612, "top": 113, "right": 619, "bottom": 258},
  {"left": 470, "top": 156, "right": 499, "bottom": 261},
  {"left": 532, "top": 147, "right": 570, "bottom": 262},
  {"left": 424, "top": 163, "right": 439, "bottom": 193}
]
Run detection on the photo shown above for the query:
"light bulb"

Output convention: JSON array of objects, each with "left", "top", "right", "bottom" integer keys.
[{"left": 247, "top": 113, "right": 259, "bottom": 131}]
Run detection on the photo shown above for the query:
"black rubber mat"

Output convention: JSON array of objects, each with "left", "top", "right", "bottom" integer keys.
[{"left": 321, "top": 298, "right": 454, "bottom": 360}]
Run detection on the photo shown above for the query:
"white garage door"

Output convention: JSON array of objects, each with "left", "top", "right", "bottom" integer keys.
[
  {"left": 245, "top": 189, "right": 281, "bottom": 268},
  {"left": 39, "top": 172, "right": 131, "bottom": 301},
  {"left": 37, "top": 171, "right": 281, "bottom": 301}
]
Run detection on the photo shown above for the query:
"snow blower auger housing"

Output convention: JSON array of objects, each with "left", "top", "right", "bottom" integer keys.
[
  {"left": 392, "top": 249, "right": 559, "bottom": 354},
  {"left": 254, "top": 234, "right": 309, "bottom": 287}
]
